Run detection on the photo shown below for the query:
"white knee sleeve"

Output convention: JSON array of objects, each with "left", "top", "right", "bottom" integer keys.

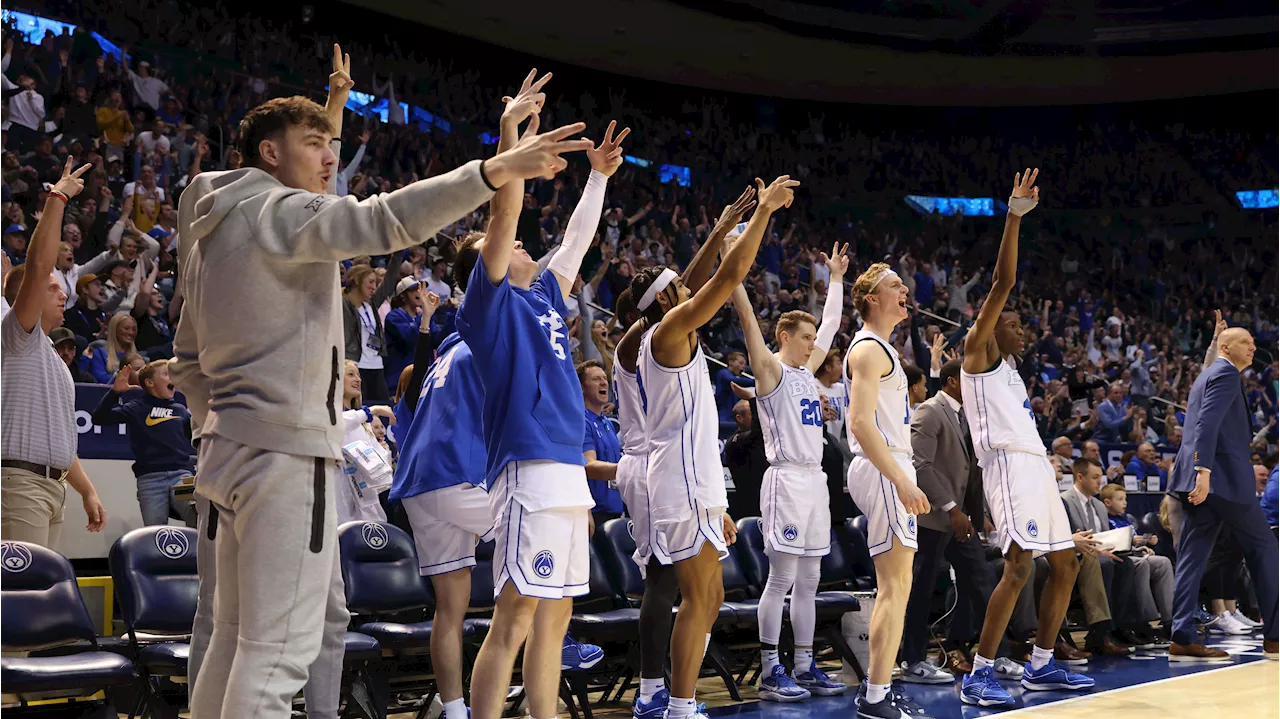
[
  {"left": 758, "top": 549, "right": 799, "bottom": 645},
  {"left": 788, "top": 557, "right": 822, "bottom": 647}
]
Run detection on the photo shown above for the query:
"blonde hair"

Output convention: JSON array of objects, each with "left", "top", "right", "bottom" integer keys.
[
  {"left": 344, "top": 360, "right": 362, "bottom": 409},
  {"left": 775, "top": 310, "right": 817, "bottom": 344},
  {"left": 1099, "top": 484, "right": 1126, "bottom": 502},
  {"left": 106, "top": 313, "right": 139, "bottom": 374},
  {"left": 851, "top": 262, "right": 892, "bottom": 316},
  {"left": 344, "top": 264, "right": 377, "bottom": 296}
]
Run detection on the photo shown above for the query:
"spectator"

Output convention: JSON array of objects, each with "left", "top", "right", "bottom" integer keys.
[
  {"left": 578, "top": 360, "right": 624, "bottom": 525},
  {"left": 3, "top": 225, "right": 29, "bottom": 265},
  {"left": 136, "top": 117, "right": 171, "bottom": 155},
  {"left": 1263, "top": 465, "right": 1278, "bottom": 529},
  {"left": 1094, "top": 382, "right": 1133, "bottom": 443},
  {"left": 91, "top": 360, "right": 195, "bottom": 525},
  {"left": 63, "top": 273, "right": 108, "bottom": 342},
  {"left": 1128, "top": 405, "right": 1160, "bottom": 445},
  {"left": 342, "top": 257, "right": 404, "bottom": 404},
  {"left": 130, "top": 263, "right": 173, "bottom": 359},
  {"left": 82, "top": 311, "right": 140, "bottom": 384},
  {"left": 723, "top": 397, "right": 765, "bottom": 521},
  {"left": 96, "top": 89, "right": 133, "bottom": 153},
  {"left": 905, "top": 363, "right": 926, "bottom": 408},
  {"left": 50, "top": 327, "right": 95, "bottom": 382},
  {"left": 125, "top": 58, "right": 169, "bottom": 111},
  {"left": 1050, "top": 436, "right": 1075, "bottom": 477},
  {"left": 1129, "top": 350, "right": 1154, "bottom": 407},
  {"left": 22, "top": 136, "right": 61, "bottom": 181},
  {"left": 7, "top": 74, "right": 45, "bottom": 154},
  {"left": 1125, "top": 442, "right": 1170, "bottom": 488},
  {"left": 1100, "top": 484, "right": 1174, "bottom": 641},
  {"left": 1, "top": 160, "right": 106, "bottom": 548},
  {"left": 384, "top": 280, "right": 442, "bottom": 396},
  {"left": 61, "top": 85, "right": 100, "bottom": 144},
  {"left": 334, "top": 128, "right": 369, "bottom": 197},
  {"left": 714, "top": 351, "right": 754, "bottom": 433},
  {"left": 424, "top": 254, "right": 452, "bottom": 300}
]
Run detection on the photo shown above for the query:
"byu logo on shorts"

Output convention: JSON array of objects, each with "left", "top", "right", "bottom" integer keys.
[
  {"left": 361, "top": 522, "right": 389, "bottom": 550},
  {"left": 155, "top": 528, "right": 190, "bottom": 560},
  {"left": 533, "top": 550, "right": 555, "bottom": 579},
  {"left": 907, "top": 515, "right": 916, "bottom": 533},
  {"left": 1026, "top": 520, "right": 1039, "bottom": 538},
  {"left": 782, "top": 524, "right": 799, "bottom": 542},
  {"left": 1, "top": 542, "right": 32, "bottom": 573}
]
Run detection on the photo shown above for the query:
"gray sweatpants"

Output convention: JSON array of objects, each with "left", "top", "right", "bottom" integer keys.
[
  {"left": 1133, "top": 553, "right": 1174, "bottom": 624},
  {"left": 187, "top": 436, "right": 350, "bottom": 719}
]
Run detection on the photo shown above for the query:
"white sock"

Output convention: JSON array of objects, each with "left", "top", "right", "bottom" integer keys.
[
  {"left": 639, "top": 677, "right": 664, "bottom": 703},
  {"left": 1030, "top": 645, "right": 1053, "bottom": 671},
  {"left": 794, "top": 647, "right": 813, "bottom": 674},
  {"left": 703, "top": 633, "right": 711, "bottom": 660},
  {"left": 972, "top": 654, "right": 994, "bottom": 672},
  {"left": 866, "top": 682, "right": 890, "bottom": 704},
  {"left": 443, "top": 698, "right": 467, "bottom": 719},
  {"left": 667, "top": 696, "right": 696, "bottom": 719},
  {"left": 761, "top": 647, "right": 780, "bottom": 674}
]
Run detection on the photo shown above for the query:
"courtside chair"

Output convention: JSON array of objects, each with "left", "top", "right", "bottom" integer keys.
[{"left": 1, "top": 540, "right": 135, "bottom": 714}]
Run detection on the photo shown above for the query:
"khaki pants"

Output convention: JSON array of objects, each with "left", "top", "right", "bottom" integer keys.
[
  {"left": 1, "top": 467, "right": 67, "bottom": 550},
  {"left": 1075, "top": 553, "right": 1112, "bottom": 626}
]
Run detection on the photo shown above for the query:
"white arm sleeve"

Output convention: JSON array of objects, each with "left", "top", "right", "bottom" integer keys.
[
  {"left": 814, "top": 280, "right": 844, "bottom": 353},
  {"left": 548, "top": 170, "right": 608, "bottom": 282}
]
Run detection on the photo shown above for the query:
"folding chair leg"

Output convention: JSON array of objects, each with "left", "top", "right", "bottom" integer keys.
[
  {"left": 703, "top": 641, "right": 741, "bottom": 702},
  {"left": 343, "top": 665, "right": 382, "bottom": 719},
  {"left": 142, "top": 676, "right": 181, "bottom": 719},
  {"left": 413, "top": 689, "right": 439, "bottom": 719},
  {"left": 611, "top": 670, "right": 634, "bottom": 704},
  {"left": 568, "top": 673, "right": 594, "bottom": 719},
  {"left": 367, "top": 659, "right": 392, "bottom": 719},
  {"left": 559, "top": 679, "right": 581, "bottom": 719}
]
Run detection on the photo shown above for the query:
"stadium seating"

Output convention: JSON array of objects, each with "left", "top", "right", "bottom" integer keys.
[{"left": 1, "top": 540, "right": 135, "bottom": 712}]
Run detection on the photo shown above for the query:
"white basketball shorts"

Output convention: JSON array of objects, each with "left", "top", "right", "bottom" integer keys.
[
  {"left": 491, "top": 460, "right": 591, "bottom": 600},
  {"left": 846, "top": 453, "right": 919, "bottom": 557},
  {"left": 651, "top": 498, "right": 729, "bottom": 565},
  {"left": 983, "top": 449, "right": 1074, "bottom": 556},
  {"left": 761, "top": 465, "right": 831, "bottom": 557},
  {"left": 400, "top": 482, "right": 495, "bottom": 577},
  {"left": 614, "top": 453, "right": 654, "bottom": 572}
]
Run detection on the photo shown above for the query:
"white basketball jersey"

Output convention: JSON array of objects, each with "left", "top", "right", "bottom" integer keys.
[
  {"left": 638, "top": 326, "right": 728, "bottom": 522},
  {"left": 961, "top": 356, "right": 1046, "bottom": 462},
  {"left": 843, "top": 330, "right": 912, "bottom": 456},
  {"left": 613, "top": 363, "right": 647, "bottom": 456},
  {"left": 820, "top": 378, "right": 849, "bottom": 441},
  {"left": 758, "top": 362, "right": 824, "bottom": 467}
]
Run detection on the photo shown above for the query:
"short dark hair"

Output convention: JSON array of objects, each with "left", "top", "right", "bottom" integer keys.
[
  {"left": 628, "top": 265, "right": 673, "bottom": 324},
  {"left": 452, "top": 231, "right": 486, "bottom": 293},
  {"left": 576, "top": 359, "right": 604, "bottom": 384},
  {"left": 940, "top": 359, "right": 962, "bottom": 386},
  {"left": 904, "top": 363, "right": 924, "bottom": 388},
  {"left": 1072, "top": 457, "right": 1102, "bottom": 476},
  {"left": 614, "top": 288, "right": 638, "bottom": 327},
  {"left": 238, "top": 96, "right": 332, "bottom": 170}
]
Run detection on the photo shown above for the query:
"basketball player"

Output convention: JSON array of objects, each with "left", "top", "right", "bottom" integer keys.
[
  {"left": 843, "top": 261, "right": 932, "bottom": 719},
  {"left": 626, "top": 174, "right": 799, "bottom": 719},
  {"left": 960, "top": 169, "right": 1094, "bottom": 709},
  {"left": 728, "top": 242, "right": 850, "bottom": 700},
  {"left": 453, "top": 76, "right": 627, "bottom": 719},
  {"left": 171, "top": 42, "right": 592, "bottom": 715},
  {"left": 612, "top": 189, "right": 756, "bottom": 717}
]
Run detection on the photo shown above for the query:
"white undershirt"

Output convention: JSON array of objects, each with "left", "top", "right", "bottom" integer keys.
[{"left": 356, "top": 302, "right": 382, "bottom": 370}]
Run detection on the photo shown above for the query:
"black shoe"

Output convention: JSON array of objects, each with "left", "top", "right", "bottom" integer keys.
[
  {"left": 1113, "top": 630, "right": 1147, "bottom": 649},
  {"left": 1128, "top": 628, "right": 1158, "bottom": 649}
]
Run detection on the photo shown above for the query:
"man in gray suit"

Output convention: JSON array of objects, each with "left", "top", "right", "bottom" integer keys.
[{"left": 901, "top": 360, "right": 1010, "bottom": 683}]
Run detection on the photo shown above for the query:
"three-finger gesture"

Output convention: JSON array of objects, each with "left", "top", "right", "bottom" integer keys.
[
  {"left": 502, "top": 69, "right": 551, "bottom": 128},
  {"left": 819, "top": 241, "right": 850, "bottom": 281},
  {"left": 53, "top": 157, "right": 93, "bottom": 199},
  {"left": 1008, "top": 168, "right": 1040, "bottom": 216},
  {"left": 585, "top": 120, "right": 631, "bottom": 178},
  {"left": 493, "top": 115, "right": 595, "bottom": 182},
  {"left": 756, "top": 175, "right": 800, "bottom": 212}
]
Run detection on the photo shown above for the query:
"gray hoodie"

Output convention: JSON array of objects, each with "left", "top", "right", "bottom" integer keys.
[{"left": 171, "top": 161, "right": 493, "bottom": 460}]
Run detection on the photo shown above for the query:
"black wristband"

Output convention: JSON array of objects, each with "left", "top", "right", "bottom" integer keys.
[{"left": 478, "top": 159, "right": 498, "bottom": 192}]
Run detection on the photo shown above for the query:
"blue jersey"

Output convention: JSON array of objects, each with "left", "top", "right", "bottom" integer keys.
[
  {"left": 389, "top": 333, "right": 487, "bottom": 500},
  {"left": 583, "top": 409, "right": 624, "bottom": 514},
  {"left": 457, "top": 257, "right": 586, "bottom": 485}
]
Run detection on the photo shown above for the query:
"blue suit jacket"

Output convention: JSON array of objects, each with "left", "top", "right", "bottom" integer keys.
[{"left": 1170, "top": 357, "right": 1255, "bottom": 505}]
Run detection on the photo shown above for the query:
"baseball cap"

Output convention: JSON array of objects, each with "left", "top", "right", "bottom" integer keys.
[
  {"left": 49, "top": 327, "right": 77, "bottom": 348},
  {"left": 394, "top": 277, "right": 422, "bottom": 297},
  {"left": 75, "top": 273, "right": 101, "bottom": 293},
  {"left": 4, "top": 224, "right": 27, "bottom": 236},
  {"left": 148, "top": 226, "right": 174, "bottom": 240}
]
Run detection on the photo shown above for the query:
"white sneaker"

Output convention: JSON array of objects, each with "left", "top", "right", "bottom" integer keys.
[
  {"left": 1231, "top": 609, "right": 1263, "bottom": 629},
  {"left": 992, "top": 657, "right": 1024, "bottom": 680},
  {"left": 1209, "top": 612, "right": 1252, "bottom": 635},
  {"left": 899, "top": 660, "right": 956, "bottom": 684}
]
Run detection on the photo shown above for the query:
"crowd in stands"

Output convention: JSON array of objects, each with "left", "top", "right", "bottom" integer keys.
[{"left": 3, "top": 0, "right": 1277, "bottom": 470}]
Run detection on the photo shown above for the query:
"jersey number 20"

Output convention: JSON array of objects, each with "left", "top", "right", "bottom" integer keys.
[{"left": 799, "top": 398, "right": 823, "bottom": 427}]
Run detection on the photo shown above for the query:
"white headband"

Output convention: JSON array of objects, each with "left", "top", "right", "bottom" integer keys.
[
  {"left": 637, "top": 268, "right": 678, "bottom": 311},
  {"left": 868, "top": 269, "right": 900, "bottom": 292}
]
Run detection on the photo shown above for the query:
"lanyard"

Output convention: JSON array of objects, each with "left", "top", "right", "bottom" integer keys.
[{"left": 359, "top": 304, "right": 376, "bottom": 332}]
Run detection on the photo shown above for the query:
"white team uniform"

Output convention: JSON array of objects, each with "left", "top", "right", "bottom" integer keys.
[
  {"left": 757, "top": 362, "right": 831, "bottom": 557},
  {"left": 844, "top": 330, "right": 919, "bottom": 557},
  {"left": 613, "top": 362, "right": 664, "bottom": 573},
  {"left": 638, "top": 326, "right": 729, "bottom": 564},
  {"left": 820, "top": 378, "right": 849, "bottom": 442},
  {"left": 490, "top": 459, "right": 594, "bottom": 599},
  {"left": 401, "top": 483, "right": 496, "bottom": 576},
  {"left": 961, "top": 356, "right": 1073, "bottom": 555}
]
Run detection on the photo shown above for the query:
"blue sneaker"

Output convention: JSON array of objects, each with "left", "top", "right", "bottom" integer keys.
[
  {"left": 854, "top": 683, "right": 934, "bottom": 718},
  {"left": 1196, "top": 609, "right": 1219, "bottom": 627},
  {"left": 1021, "top": 659, "right": 1095, "bottom": 692},
  {"left": 758, "top": 664, "right": 811, "bottom": 702},
  {"left": 794, "top": 664, "right": 847, "bottom": 696},
  {"left": 561, "top": 635, "right": 604, "bottom": 670},
  {"left": 634, "top": 688, "right": 668, "bottom": 719},
  {"left": 961, "top": 666, "right": 1016, "bottom": 708}
]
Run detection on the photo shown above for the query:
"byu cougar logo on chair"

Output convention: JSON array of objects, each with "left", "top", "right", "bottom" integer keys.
[
  {"left": 156, "top": 528, "right": 190, "bottom": 560},
  {"left": 1, "top": 542, "right": 32, "bottom": 572},
  {"left": 362, "top": 522, "right": 389, "bottom": 550}
]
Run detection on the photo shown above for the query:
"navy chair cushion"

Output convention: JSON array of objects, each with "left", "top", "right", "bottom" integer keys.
[
  {"left": 343, "top": 632, "right": 382, "bottom": 661},
  {"left": 599, "top": 518, "right": 645, "bottom": 599},
  {"left": 569, "top": 607, "right": 641, "bottom": 639},
  {"left": 573, "top": 544, "right": 619, "bottom": 613},
  {"left": 1, "top": 652, "right": 135, "bottom": 693},
  {"left": 1, "top": 541, "right": 99, "bottom": 652},
  {"left": 842, "top": 519, "right": 876, "bottom": 587},
  {"left": 137, "top": 641, "right": 189, "bottom": 674},
  {"left": 720, "top": 544, "right": 756, "bottom": 602},
  {"left": 110, "top": 527, "right": 199, "bottom": 634},
  {"left": 339, "top": 521, "right": 432, "bottom": 615}
]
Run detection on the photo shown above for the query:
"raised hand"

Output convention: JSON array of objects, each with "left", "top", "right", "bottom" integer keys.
[
  {"left": 501, "top": 68, "right": 552, "bottom": 128},
  {"left": 1008, "top": 168, "right": 1040, "bottom": 216},
  {"left": 713, "top": 185, "right": 757, "bottom": 235},
  {"left": 485, "top": 117, "right": 595, "bottom": 184},
  {"left": 328, "top": 43, "right": 353, "bottom": 98},
  {"left": 112, "top": 367, "right": 140, "bottom": 393},
  {"left": 820, "top": 241, "right": 850, "bottom": 281},
  {"left": 53, "top": 158, "right": 93, "bottom": 199},
  {"left": 423, "top": 290, "right": 441, "bottom": 317},
  {"left": 755, "top": 175, "right": 800, "bottom": 212},
  {"left": 1213, "top": 309, "right": 1228, "bottom": 337},
  {"left": 585, "top": 120, "right": 630, "bottom": 178}
]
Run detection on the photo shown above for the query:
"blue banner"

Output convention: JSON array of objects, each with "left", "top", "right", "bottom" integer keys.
[{"left": 75, "top": 384, "right": 187, "bottom": 461}]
